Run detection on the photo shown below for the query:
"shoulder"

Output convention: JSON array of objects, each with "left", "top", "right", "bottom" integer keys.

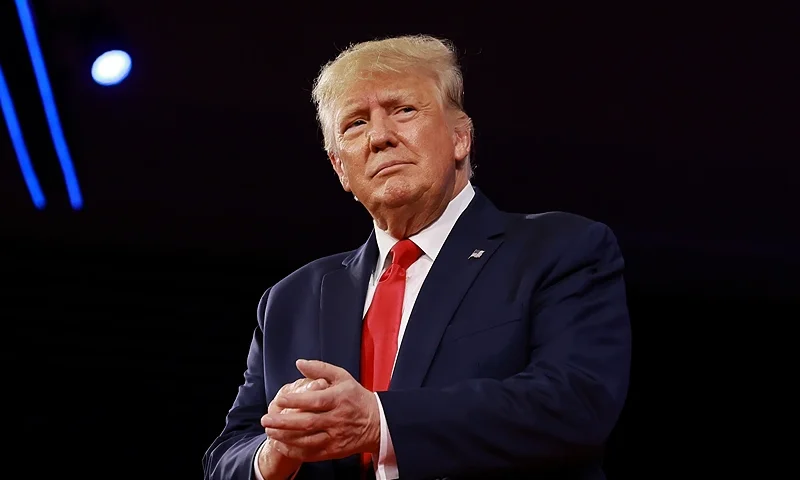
[
  {"left": 503, "top": 211, "right": 622, "bottom": 262},
  {"left": 257, "top": 249, "right": 356, "bottom": 311},
  {"left": 508, "top": 211, "right": 615, "bottom": 241}
]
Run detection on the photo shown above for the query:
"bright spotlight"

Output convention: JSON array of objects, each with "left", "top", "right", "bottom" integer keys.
[{"left": 91, "top": 50, "right": 131, "bottom": 86}]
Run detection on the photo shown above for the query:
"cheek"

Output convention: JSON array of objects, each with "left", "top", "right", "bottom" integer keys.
[
  {"left": 407, "top": 123, "right": 453, "bottom": 157},
  {"left": 425, "top": 132, "right": 457, "bottom": 168},
  {"left": 337, "top": 148, "right": 363, "bottom": 174}
]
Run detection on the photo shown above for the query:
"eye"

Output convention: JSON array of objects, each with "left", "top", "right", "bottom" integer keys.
[
  {"left": 396, "top": 106, "right": 415, "bottom": 114},
  {"left": 344, "top": 119, "right": 366, "bottom": 132}
]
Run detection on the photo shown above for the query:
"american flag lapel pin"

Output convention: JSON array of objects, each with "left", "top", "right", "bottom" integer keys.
[{"left": 468, "top": 249, "right": 485, "bottom": 259}]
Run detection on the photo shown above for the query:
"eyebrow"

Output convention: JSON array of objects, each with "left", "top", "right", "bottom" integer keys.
[{"left": 337, "top": 91, "right": 418, "bottom": 126}]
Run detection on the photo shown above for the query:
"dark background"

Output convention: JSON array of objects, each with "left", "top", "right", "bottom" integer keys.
[{"left": 4, "top": 2, "right": 797, "bottom": 478}]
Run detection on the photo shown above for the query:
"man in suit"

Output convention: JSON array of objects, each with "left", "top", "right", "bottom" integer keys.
[{"left": 203, "top": 34, "right": 631, "bottom": 480}]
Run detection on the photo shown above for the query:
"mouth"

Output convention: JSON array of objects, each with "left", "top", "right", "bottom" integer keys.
[{"left": 372, "top": 160, "right": 412, "bottom": 178}]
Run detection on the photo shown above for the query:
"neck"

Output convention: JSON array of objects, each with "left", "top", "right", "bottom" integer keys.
[{"left": 373, "top": 176, "right": 468, "bottom": 239}]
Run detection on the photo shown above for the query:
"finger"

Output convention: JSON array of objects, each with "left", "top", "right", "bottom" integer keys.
[
  {"left": 261, "top": 411, "right": 328, "bottom": 431},
  {"left": 281, "top": 377, "right": 313, "bottom": 394},
  {"left": 296, "top": 359, "right": 349, "bottom": 384},
  {"left": 265, "top": 426, "right": 313, "bottom": 443},
  {"left": 275, "top": 388, "right": 336, "bottom": 411},
  {"left": 270, "top": 379, "right": 328, "bottom": 416},
  {"left": 302, "top": 378, "right": 329, "bottom": 391},
  {"left": 267, "top": 429, "right": 329, "bottom": 448},
  {"left": 262, "top": 410, "right": 315, "bottom": 428},
  {"left": 261, "top": 413, "right": 272, "bottom": 428},
  {"left": 286, "top": 378, "right": 306, "bottom": 394},
  {"left": 275, "top": 378, "right": 327, "bottom": 402}
]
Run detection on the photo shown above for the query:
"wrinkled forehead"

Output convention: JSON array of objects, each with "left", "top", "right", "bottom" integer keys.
[{"left": 332, "top": 71, "right": 440, "bottom": 120}]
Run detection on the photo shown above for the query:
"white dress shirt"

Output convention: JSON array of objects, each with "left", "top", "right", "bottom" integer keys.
[{"left": 254, "top": 182, "right": 475, "bottom": 480}]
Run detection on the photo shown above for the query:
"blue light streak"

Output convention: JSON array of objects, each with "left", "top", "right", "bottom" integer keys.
[
  {"left": 15, "top": 0, "right": 83, "bottom": 210},
  {"left": 0, "top": 63, "right": 46, "bottom": 209}
]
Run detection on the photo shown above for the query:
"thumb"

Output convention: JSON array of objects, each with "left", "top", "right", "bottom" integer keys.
[{"left": 296, "top": 359, "right": 348, "bottom": 383}]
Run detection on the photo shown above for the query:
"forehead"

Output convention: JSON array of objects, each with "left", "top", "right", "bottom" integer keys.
[{"left": 335, "top": 73, "right": 438, "bottom": 116}]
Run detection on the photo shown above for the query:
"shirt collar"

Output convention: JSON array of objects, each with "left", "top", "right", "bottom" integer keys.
[{"left": 373, "top": 181, "right": 475, "bottom": 272}]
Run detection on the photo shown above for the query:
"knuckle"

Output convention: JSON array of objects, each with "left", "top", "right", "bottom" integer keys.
[
  {"left": 302, "top": 418, "right": 315, "bottom": 431},
  {"left": 294, "top": 380, "right": 311, "bottom": 392}
]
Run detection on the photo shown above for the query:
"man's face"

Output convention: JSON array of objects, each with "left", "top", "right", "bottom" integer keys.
[{"left": 328, "top": 72, "right": 471, "bottom": 214}]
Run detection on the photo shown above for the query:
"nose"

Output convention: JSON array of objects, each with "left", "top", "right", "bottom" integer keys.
[{"left": 367, "top": 114, "right": 398, "bottom": 152}]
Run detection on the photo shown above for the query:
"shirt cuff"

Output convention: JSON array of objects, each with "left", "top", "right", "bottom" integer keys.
[{"left": 373, "top": 392, "right": 399, "bottom": 480}]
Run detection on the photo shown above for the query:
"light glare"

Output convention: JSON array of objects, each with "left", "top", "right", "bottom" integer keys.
[{"left": 92, "top": 50, "right": 132, "bottom": 86}]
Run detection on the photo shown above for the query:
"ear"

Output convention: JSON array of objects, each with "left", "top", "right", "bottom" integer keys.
[
  {"left": 328, "top": 151, "right": 351, "bottom": 192},
  {"left": 452, "top": 114, "right": 472, "bottom": 162}
]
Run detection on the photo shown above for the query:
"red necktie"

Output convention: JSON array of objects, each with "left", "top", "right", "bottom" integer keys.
[{"left": 360, "top": 239, "right": 423, "bottom": 472}]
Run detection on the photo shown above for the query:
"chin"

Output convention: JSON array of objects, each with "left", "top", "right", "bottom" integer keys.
[{"left": 374, "top": 176, "right": 425, "bottom": 209}]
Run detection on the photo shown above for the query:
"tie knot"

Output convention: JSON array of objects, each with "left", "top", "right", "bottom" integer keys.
[{"left": 390, "top": 239, "right": 423, "bottom": 270}]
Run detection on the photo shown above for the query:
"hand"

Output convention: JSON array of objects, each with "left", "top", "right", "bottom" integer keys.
[
  {"left": 257, "top": 377, "right": 330, "bottom": 479},
  {"left": 269, "top": 377, "right": 330, "bottom": 417},
  {"left": 260, "top": 359, "right": 381, "bottom": 462}
]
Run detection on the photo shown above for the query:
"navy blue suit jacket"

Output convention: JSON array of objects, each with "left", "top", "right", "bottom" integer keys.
[{"left": 203, "top": 191, "right": 631, "bottom": 480}]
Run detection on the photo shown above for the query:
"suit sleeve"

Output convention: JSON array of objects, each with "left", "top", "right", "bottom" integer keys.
[
  {"left": 376, "top": 222, "right": 632, "bottom": 479},
  {"left": 202, "top": 289, "right": 272, "bottom": 480}
]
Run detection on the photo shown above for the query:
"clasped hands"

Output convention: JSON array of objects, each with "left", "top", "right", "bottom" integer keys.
[{"left": 261, "top": 359, "right": 381, "bottom": 464}]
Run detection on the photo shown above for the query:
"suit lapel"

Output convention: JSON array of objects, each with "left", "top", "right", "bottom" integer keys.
[
  {"left": 390, "top": 192, "right": 508, "bottom": 389},
  {"left": 318, "top": 232, "right": 378, "bottom": 382}
]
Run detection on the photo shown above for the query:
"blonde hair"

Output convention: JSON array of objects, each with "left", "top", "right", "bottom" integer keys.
[{"left": 311, "top": 35, "right": 472, "bottom": 157}]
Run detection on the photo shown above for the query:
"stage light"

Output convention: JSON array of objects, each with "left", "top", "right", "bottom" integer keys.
[
  {"left": 0, "top": 64, "right": 46, "bottom": 209},
  {"left": 15, "top": 0, "right": 83, "bottom": 210},
  {"left": 91, "top": 50, "right": 131, "bottom": 86}
]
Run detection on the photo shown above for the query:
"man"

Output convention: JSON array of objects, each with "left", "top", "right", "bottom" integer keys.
[{"left": 203, "top": 35, "right": 631, "bottom": 480}]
